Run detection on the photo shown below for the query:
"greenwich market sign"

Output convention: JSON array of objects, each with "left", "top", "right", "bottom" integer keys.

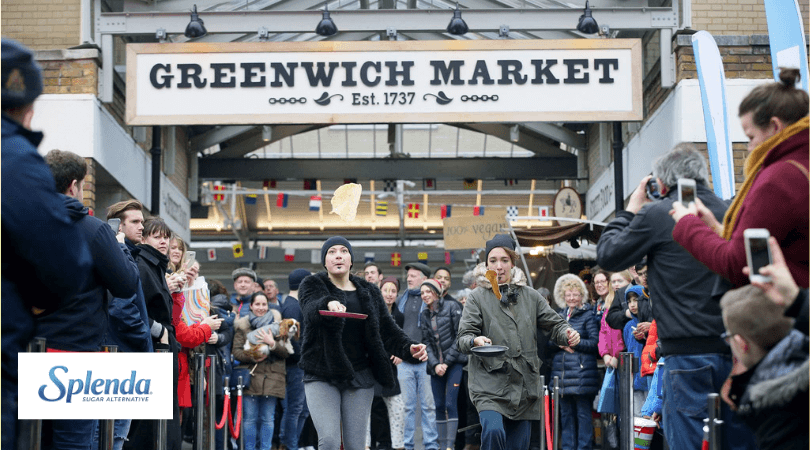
[{"left": 126, "top": 40, "right": 642, "bottom": 126}]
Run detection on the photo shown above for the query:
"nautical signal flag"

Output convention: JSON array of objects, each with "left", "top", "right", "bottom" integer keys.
[
  {"left": 262, "top": 179, "right": 276, "bottom": 189},
  {"left": 539, "top": 206, "right": 550, "bottom": 217},
  {"left": 463, "top": 179, "right": 477, "bottom": 189},
  {"left": 418, "top": 252, "right": 428, "bottom": 263},
  {"left": 507, "top": 206, "right": 519, "bottom": 218},
  {"left": 276, "top": 193, "right": 288, "bottom": 208},
  {"left": 284, "top": 248, "right": 295, "bottom": 262},
  {"left": 423, "top": 179, "right": 436, "bottom": 190},
  {"left": 245, "top": 194, "right": 257, "bottom": 205},
  {"left": 364, "top": 252, "right": 375, "bottom": 263},
  {"left": 207, "top": 249, "right": 217, "bottom": 261},
  {"left": 376, "top": 201, "right": 388, "bottom": 216},
  {"left": 445, "top": 251, "right": 454, "bottom": 265},
  {"left": 303, "top": 179, "right": 317, "bottom": 190},
  {"left": 503, "top": 179, "right": 518, "bottom": 186},
  {"left": 258, "top": 245, "right": 267, "bottom": 260},
  {"left": 473, "top": 206, "right": 485, "bottom": 216},
  {"left": 391, "top": 253, "right": 402, "bottom": 267},
  {"left": 441, "top": 205, "right": 452, "bottom": 219},
  {"left": 213, "top": 184, "right": 226, "bottom": 201},
  {"left": 309, "top": 196, "right": 322, "bottom": 211},
  {"left": 408, "top": 203, "right": 420, "bottom": 219},
  {"left": 232, "top": 243, "right": 244, "bottom": 259},
  {"left": 383, "top": 180, "right": 396, "bottom": 192},
  {"left": 343, "top": 178, "right": 357, "bottom": 185}
]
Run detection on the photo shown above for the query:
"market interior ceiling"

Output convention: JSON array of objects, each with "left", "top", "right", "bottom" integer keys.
[{"left": 102, "top": 0, "right": 661, "bottom": 255}]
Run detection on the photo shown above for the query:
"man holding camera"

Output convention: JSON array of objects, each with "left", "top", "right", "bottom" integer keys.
[
  {"left": 596, "top": 144, "right": 755, "bottom": 450},
  {"left": 40, "top": 150, "right": 141, "bottom": 448}
]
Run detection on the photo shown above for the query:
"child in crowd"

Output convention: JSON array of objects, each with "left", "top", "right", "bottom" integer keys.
[
  {"left": 721, "top": 285, "right": 808, "bottom": 450},
  {"left": 622, "top": 286, "right": 649, "bottom": 417}
]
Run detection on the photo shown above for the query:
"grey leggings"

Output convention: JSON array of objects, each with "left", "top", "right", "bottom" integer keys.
[{"left": 305, "top": 381, "right": 374, "bottom": 450}]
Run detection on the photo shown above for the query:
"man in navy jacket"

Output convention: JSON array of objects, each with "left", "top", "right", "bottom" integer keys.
[
  {"left": 1, "top": 39, "right": 93, "bottom": 449},
  {"left": 41, "top": 149, "right": 140, "bottom": 448}
]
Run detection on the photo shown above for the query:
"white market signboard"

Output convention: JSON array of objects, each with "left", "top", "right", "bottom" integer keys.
[{"left": 126, "top": 40, "right": 642, "bottom": 126}]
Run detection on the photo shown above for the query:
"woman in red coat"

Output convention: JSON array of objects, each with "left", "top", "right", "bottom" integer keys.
[{"left": 671, "top": 68, "right": 809, "bottom": 289}]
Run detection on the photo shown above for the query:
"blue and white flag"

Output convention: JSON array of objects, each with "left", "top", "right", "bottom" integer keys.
[
  {"left": 763, "top": 0, "right": 809, "bottom": 92},
  {"left": 693, "top": 31, "right": 735, "bottom": 200}
]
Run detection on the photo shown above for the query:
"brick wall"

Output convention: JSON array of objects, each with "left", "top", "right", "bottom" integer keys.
[
  {"left": 690, "top": 0, "right": 809, "bottom": 36},
  {"left": 38, "top": 52, "right": 98, "bottom": 95},
  {"left": 1, "top": 0, "right": 81, "bottom": 50},
  {"left": 83, "top": 157, "right": 97, "bottom": 213},
  {"left": 675, "top": 34, "right": 776, "bottom": 83}
]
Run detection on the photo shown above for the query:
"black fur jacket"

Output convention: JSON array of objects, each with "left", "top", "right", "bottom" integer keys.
[{"left": 298, "top": 272, "right": 418, "bottom": 388}]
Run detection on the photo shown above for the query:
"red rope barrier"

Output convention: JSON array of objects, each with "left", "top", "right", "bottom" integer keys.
[
  {"left": 545, "top": 393, "right": 553, "bottom": 450},
  {"left": 230, "top": 392, "right": 243, "bottom": 439},
  {"left": 216, "top": 392, "right": 230, "bottom": 430}
]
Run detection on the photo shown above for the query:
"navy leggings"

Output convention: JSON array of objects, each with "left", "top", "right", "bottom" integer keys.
[{"left": 430, "top": 363, "right": 463, "bottom": 420}]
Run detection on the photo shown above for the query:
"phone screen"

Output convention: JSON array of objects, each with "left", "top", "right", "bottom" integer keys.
[
  {"left": 680, "top": 185, "right": 695, "bottom": 204},
  {"left": 749, "top": 237, "right": 771, "bottom": 275},
  {"left": 107, "top": 218, "right": 120, "bottom": 234}
]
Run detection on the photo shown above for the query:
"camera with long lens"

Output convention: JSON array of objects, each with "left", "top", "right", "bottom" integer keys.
[{"left": 646, "top": 178, "right": 662, "bottom": 200}]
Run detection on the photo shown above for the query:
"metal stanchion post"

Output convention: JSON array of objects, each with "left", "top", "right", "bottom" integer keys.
[
  {"left": 195, "top": 353, "right": 206, "bottom": 450},
  {"left": 222, "top": 377, "right": 230, "bottom": 450},
  {"left": 539, "top": 375, "right": 546, "bottom": 450},
  {"left": 156, "top": 348, "right": 170, "bottom": 450},
  {"left": 237, "top": 377, "right": 245, "bottom": 450},
  {"left": 707, "top": 393, "right": 723, "bottom": 450},
  {"left": 618, "top": 352, "right": 634, "bottom": 450},
  {"left": 98, "top": 345, "right": 118, "bottom": 450},
  {"left": 207, "top": 355, "right": 216, "bottom": 450},
  {"left": 552, "top": 376, "right": 561, "bottom": 450},
  {"left": 19, "top": 337, "right": 47, "bottom": 450}
]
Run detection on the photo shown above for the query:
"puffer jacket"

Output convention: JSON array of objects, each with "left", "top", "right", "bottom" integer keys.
[
  {"left": 457, "top": 263, "right": 571, "bottom": 420},
  {"left": 548, "top": 305, "right": 601, "bottom": 396},
  {"left": 421, "top": 298, "right": 467, "bottom": 376},
  {"left": 231, "top": 315, "right": 288, "bottom": 398},
  {"left": 730, "top": 330, "right": 809, "bottom": 450},
  {"left": 640, "top": 320, "right": 659, "bottom": 377}
]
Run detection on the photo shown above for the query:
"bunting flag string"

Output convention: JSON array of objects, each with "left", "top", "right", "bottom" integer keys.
[
  {"left": 408, "top": 203, "right": 420, "bottom": 219},
  {"left": 440, "top": 204, "right": 452, "bottom": 219},
  {"left": 364, "top": 253, "right": 375, "bottom": 263},
  {"left": 473, "top": 206, "right": 485, "bottom": 216},
  {"left": 418, "top": 252, "right": 428, "bottom": 263},
  {"left": 276, "top": 193, "right": 288, "bottom": 208},
  {"left": 284, "top": 248, "right": 295, "bottom": 262},
  {"left": 376, "top": 201, "right": 388, "bottom": 216},
  {"left": 539, "top": 206, "right": 550, "bottom": 217},
  {"left": 309, "top": 196, "right": 322, "bottom": 211},
  {"left": 232, "top": 243, "right": 244, "bottom": 259},
  {"left": 391, "top": 253, "right": 402, "bottom": 267},
  {"left": 507, "top": 206, "right": 519, "bottom": 219},
  {"left": 207, "top": 249, "right": 217, "bottom": 261}
]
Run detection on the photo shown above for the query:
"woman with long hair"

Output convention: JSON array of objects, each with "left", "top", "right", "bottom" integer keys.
[
  {"left": 298, "top": 237, "right": 427, "bottom": 450},
  {"left": 420, "top": 278, "right": 466, "bottom": 450},
  {"left": 671, "top": 68, "right": 809, "bottom": 289}
]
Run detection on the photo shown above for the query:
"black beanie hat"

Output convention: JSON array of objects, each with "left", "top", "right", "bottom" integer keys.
[
  {"left": 484, "top": 234, "right": 516, "bottom": 261},
  {"left": 288, "top": 269, "right": 311, "bottom": 291},
  {"left": 321, "top": 236, "right": 354, "bottom": 267}
]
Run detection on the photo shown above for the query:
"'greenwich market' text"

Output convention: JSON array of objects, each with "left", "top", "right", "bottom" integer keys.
[{"left": 149, "top": 59, "right": 621, "bottom": 89}]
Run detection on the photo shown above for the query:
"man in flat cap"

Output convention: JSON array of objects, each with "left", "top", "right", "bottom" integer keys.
[
  {"left": 231, "top": 267, "right": 258, "bottom": 317},
  {"left": 396, "top": 261, "right": 439, "bottom": 450},
  {"left": 1, "top": 38, "right": 93, "bottom": 449}
]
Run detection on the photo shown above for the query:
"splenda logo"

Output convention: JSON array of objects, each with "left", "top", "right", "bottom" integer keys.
[{"left": 38, "top": 366, "right": 151, "bottom": 403}]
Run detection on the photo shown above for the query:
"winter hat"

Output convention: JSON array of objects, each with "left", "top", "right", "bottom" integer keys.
[
  {"left": 232, "top": 267, "right": 257, "bottom": 282},
  {"left": 625, "top": 285, "right": 646, "bottom": 302},
  {"left": 288, "top": 269, "right": 311, "bottom": 291},
  {"left": 1, "top": 39, "right": 43, "bottom": 108},
  {"left": 380, "top": 276, "right": 400, "bottom": 292},
  {"left": 255, "top": 276, "right": 264, "bottom": 286},
  {"left": 420, "top": 278, "right": 443, "bottom": 296},
  {"left": 321, "top": 236, "right": 354, "bottom": 267},
  {"left": 485, "top": 234, "right": 516, "bottom": 261},
  {"left": 404, "top": 262, "right": 431, "bottom": 278}
]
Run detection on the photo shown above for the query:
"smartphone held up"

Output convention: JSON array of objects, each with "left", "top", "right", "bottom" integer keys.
[
  {"left": 677, "top": 178, "right": 696, "bottom": 205},
  {"left": 744, "top": 228, "right": 772, "bottom": 283}
]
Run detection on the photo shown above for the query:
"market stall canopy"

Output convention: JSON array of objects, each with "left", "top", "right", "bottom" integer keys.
[{"left": 513, "top": 222, "right": 604, "bottom": 247}]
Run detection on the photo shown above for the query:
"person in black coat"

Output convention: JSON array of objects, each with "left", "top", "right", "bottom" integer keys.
[
  {"left": 420, "top": 278, "right": 467, "bottom": 450},
  {"left": 549, "top": 275, "right": 600, "bottom": 450},
  {"left": 125, "top": 217, "right": 185, "bottom": 450},
  {"left": 298, "top": 237, "right": 428, "bottom": 450}
]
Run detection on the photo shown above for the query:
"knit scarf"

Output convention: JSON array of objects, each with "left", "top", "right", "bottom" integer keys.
[
  {"left": 249, "top": 310, "right": 274, "bottom": 330},
  {"left": 722, "top": 116, "right": 809, "bottom": 241}
]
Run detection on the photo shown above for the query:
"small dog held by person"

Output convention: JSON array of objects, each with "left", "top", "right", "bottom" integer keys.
[{"left": 243, "top": 318, "right": 300, "bottom": 360}]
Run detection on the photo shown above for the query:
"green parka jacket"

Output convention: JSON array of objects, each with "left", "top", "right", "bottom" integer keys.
[{"left": 457, "top": 263, "right": 571, "bottom": 420}]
